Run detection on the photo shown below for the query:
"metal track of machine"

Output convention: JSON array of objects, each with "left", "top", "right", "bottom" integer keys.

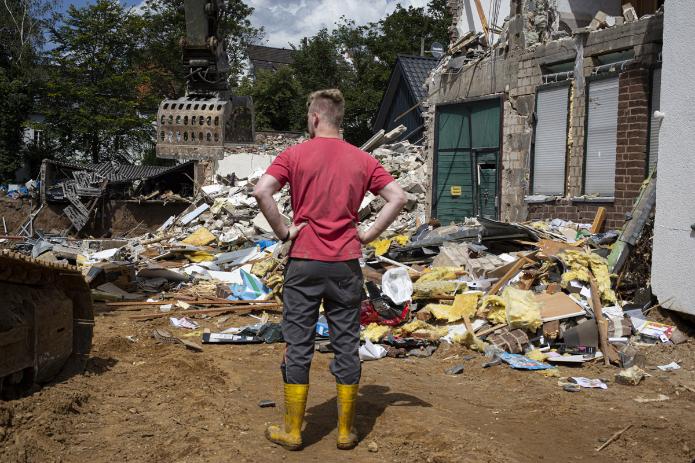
[{"left": 0, "top": 251, "right": 94, "bottom": 395}]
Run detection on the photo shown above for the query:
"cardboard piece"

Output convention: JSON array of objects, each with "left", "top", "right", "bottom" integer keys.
[
  {"left": 537, "top": 239, "right": 580, "bottom": 257},
  {"left": 563, "top": 320, "right": 599, "bottom": 348},
  {"left": 535, "top": 292, "right": 586, "bottom": 322}
]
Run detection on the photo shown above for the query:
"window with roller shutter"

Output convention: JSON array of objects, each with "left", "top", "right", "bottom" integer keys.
[
  {"left": 583, "top": 77, "right": 619, "bottom": 197},
  {"left": 531, "top": 84, "right": 570, "bottom": 195}
]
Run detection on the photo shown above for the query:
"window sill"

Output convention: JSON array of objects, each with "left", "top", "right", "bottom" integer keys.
[
  {"left": 571, "top": 196, "right": 615, "bottom": 204},
  {"left": 524, "top": 195, "right": 560, "bottom": 204}
]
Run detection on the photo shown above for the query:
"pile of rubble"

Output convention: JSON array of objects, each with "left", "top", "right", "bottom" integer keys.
[
  {"left": 151, "top": 139, "right": 429, "bottom": 248},
  {"left": 6, "top": 134, "right": 688, "bottom": 391}
]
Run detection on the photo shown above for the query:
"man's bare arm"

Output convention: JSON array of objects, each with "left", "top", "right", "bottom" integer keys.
[
  {"left": 253, "top": 174, "right": 306, "bottom": 240},
  {"left": 358, "top": 182, "right": 407, "bottom": 244}
]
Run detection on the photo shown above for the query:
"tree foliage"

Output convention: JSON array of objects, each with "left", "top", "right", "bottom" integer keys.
[
  {"left": 140, "top": 0, "right": 261, "bottom": 98},
  {"left": 43, "top": 0, "right": 155, "bottom": 163},
  {"left": 0, "top": 0, "right": 55, "bottom": 178},
  {"left": 247, "top": 0, "right": 451, "bottom": 145}
]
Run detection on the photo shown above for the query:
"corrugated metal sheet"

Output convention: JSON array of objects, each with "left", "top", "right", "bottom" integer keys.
[
  {"left": 585, "top": 77, "right": 619, "bottom": 197},
  {"left": 649, "top": 67, "right": 661, "bottom": 171},
  {"left": 45, "top": 159, "right": 194, "bottom": 182},
  {"left": 533, "top": 86, "right": 569, "bottom": 195}
]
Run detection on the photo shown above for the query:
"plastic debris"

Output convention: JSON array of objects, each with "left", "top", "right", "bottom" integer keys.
[
  {"left": 499, "top": 352, "right": 553, "bottom": 370},
  {"left": 381, "top": 267, "right": 413, "bottom": 304},
  {"left": 656, "top": 361, "right": 680, "bottom": 372},
  {"left": 359, "top": 339, "right": 387, "bottom": 361}
]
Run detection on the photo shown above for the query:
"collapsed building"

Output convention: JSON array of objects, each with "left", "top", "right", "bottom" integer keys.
[{"left": 422, "top": 0, "right": 663, "bottom": 229}]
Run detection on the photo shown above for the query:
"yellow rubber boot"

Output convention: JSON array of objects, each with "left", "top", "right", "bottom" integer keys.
[
  {"left": 336, "top": 383, "right": 359, "bottom": 450},
  {"left": 265, "top": 383, "right": 309, "bottom": 451}
]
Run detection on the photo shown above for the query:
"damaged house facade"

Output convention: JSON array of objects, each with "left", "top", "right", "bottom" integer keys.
[{"left": 423, "top": 0, "right": 663, "bottom": 229}]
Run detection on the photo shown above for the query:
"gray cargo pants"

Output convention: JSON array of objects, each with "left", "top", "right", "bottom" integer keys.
[{"left": 281, "top": 258, "right": 363, "bottom": 385}]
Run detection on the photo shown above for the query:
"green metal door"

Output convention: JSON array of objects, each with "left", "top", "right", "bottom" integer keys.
[
  {"left": 433, "top": 98, "right": 500, "bottom": 223},
  {"left": 476, "top": 152, "right": 498, "bottom": 220}
]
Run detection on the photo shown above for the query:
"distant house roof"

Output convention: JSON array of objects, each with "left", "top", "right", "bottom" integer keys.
[
  {"left": 373, "top": 55, "right": 439, "bottom": 137},
  {"left": 397, "top": 55, "right": 439, "bottom": 102},
  {"left": 247, "top": 45, "right": 296, "bottom": 74}
]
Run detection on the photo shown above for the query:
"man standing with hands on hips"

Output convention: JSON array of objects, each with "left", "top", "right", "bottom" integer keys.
[{"left": 253, "top": 88, "right": 407, "bottom": 450}]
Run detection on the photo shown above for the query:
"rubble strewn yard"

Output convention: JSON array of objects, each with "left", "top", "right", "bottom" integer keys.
[
  {"left": 2, "top": 0, "right": 694, "bottom": 461},
  {"left": 1, "top": 309, "right": 693, "bottom": 463}
]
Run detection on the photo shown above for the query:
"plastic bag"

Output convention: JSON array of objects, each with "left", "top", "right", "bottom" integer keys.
[{"left": 381, "top": 267, "right": 413, "bottom": 304}]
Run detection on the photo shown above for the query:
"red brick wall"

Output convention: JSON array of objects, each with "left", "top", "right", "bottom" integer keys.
[{"left": 527, "top": 66, "right": 651, "bottom": 230}]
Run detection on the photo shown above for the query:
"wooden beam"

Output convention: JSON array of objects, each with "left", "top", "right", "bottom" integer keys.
[
  {"left": 487, "top": 256, "right": 533, "bottom": 296},
  {"left": 473, "top": 0, "right": 490, "bottom": 42},
  {"left": 591, "top": 207, "right": 607, "bottom": 233},
  {"left": 107, "top": 299, "right": 277, "bottom": 307},
  {"left": 129, "top": 303, "right": 283, "bottom": 320},
  {"left": 589, "top": 276, "right": 620, "bottom": 365}
]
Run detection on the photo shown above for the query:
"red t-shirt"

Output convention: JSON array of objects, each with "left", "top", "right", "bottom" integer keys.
[{"left": 265, "top": 137, "right": 395, "bottom": 261}]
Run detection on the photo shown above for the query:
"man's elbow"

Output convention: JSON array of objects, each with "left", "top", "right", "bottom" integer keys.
[
  {"left": 394, "top": 190, "right": 408, "bottom": 210},
  {"left": 252, "top": 185, "right": 268, "bottom": 201}
]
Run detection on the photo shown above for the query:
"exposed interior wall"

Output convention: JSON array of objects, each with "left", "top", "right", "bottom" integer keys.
[
  {"left": 651, "top": 0, "right": 695, "bottom": 316},
  {"left": 425, "top": 1, "right": 662, "bottom": 228}
]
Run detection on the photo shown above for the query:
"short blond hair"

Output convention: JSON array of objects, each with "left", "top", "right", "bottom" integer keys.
[{"left": 307, "top": 88, "right": 345, "bottom": 128}]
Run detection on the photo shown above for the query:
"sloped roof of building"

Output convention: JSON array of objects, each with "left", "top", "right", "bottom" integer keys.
[
  {"left": 373, "top": 55, "right": 439, "bottom": 132},
  {"left": 397, "top": 55, "right": 439, "bottom": 102},
  {"left": 44, "top": 159, "right": 195, "bottom": 183},
  {"left": 248, "top": 45, "right": 296, "bottom": 73}
]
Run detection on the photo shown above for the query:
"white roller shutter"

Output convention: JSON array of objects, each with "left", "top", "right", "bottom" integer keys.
[
  {"left": 585, "top": 77, "right": 619, "bottom": 197},
  {"left": 648, "top": 68, "right": 661, "bottom": 171},
  {"left": 533, "top": 86, "right": 569, "bottom": 195}
]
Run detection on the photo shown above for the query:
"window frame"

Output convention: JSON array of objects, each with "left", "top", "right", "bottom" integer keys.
[
  {"left": 530, "top": 80, "right": 572, "bottom": 196},
  {"left": 582, "top": 72, "right": 620, "bottom": 197}
]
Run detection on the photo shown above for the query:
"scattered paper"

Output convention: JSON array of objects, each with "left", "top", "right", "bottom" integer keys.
[
  {"left": 657, "top": 361, "right": 681, "bottom": 372},
  {"left": 546, "top": 351, "right": 604, "bottom": 364},
  {"left": 570, "top": 377, "right": 608, "bottom": 389},
  {"left": 359, "top": 339, "right": 387, "bottom": 361},
  {"left": 159, "top": 304, "right": 173, "bottom": 312},
  {"left": 638, "top": 321, "right": 675, "bottom": 342},
  {"left": 169, "top": 317, "right": 199, "bottom": 329}
]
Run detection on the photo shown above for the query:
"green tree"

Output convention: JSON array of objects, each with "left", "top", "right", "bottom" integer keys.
[
  {"left": 141, "top": 0, "right": 262, "bottom": 98},
  {"left": 43, "top": 0, "right": 157, "bottom": 163},
  {"left": 237, "top": 66, "right": 303, "bottom": 131},
  {"left": 0, "top": 0, "right": 55, "bottom": 178}
]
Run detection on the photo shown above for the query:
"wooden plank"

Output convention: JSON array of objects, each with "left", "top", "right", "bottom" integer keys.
[
  {"left": 538, "top": 239, "right": 581, "bottom": 257},
  {"left": 487, "top": 255, "right": 533, "bottom": 296},
  {"left": 129, "top": 303, "right": 283, "bottom": 320},
  {"left": 589, "top": 276, "right": 620, "bottom": 365},
  {"left": 591, "top": 207, "right": 607, "bottom": 233},
  {"left": 475, "top": 323, "right": 507, "bottom": 338},
  {"left": 107, "top": 299, "right": 277, "bottom": 307}
]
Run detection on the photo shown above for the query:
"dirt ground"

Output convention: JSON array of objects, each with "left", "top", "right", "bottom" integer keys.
[{"left": 1, "top": 306, "right": 694, "bottom": 463}]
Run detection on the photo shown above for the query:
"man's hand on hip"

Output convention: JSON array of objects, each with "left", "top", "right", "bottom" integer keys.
[{"left": 286, "top": 222, "right": 307, "bottom": 241}]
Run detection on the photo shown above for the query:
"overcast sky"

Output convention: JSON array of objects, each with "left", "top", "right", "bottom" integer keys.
[
  {"left": 62, "top": 0, "right": 429, "bottom": 48},
  {"left": 247, "top": 0, "right": 428, "bottom": 48}
]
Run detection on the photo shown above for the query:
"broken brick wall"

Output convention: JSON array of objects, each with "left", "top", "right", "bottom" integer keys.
[{"left": 425, "top": 5, "right": 662, "bottom": 229}]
